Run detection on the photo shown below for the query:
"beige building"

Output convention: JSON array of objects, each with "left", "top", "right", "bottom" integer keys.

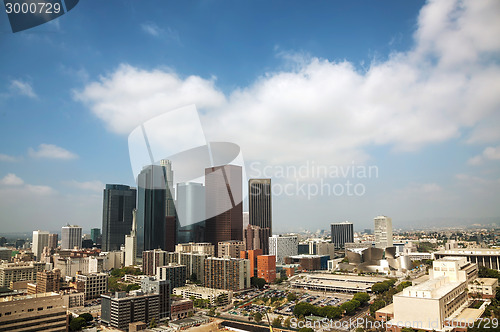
[
  {"left": 175, "top": 242, "right": 215, "bottom": 256},
  {"left": 218, "top": 240, "right": 245, "bottom": 258},
  {"left": 387, "top": 257, "right": 480, "bottom": 331},
  {"left": 0, "top": 261, "right": 46, "bottom": 288},
  {"left": 0, "top": 292, "right": 68, "bottom": 332},
  {"left": 204, "top": 257, "right": 250, "bottom": 291},
  {"left": 76, "top": 273, "right": 108, "bottom": 300},
  {"left": 468, "top": 278, "right": 499, "bottom": 298},
  {"left": 173, "top": 285, "right": 230, "bottom": 306}
]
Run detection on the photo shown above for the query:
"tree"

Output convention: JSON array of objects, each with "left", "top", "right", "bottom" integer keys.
[
  {"left": 283, "top": 317, "right": 292, "bottom": 328},
  {"left": 190, "top": 273, "right": 198, "bottom": 283},
  {"left": 251, "top": 276, "right": 266, "bottom": 289},
  {"left": 298, "top": 328, "right": 314, "bottom": 332},
  {"left": 287, "top": 292, "right": 297, "bottom": 302},
  {"left": 69, "top": 317, "right": 86, "bottom": 331},
  {"left": 272, "top": 317, "right": 282, "bottom": 328},
  {"left": 208, "top": 308, "right": 216, "bottom": 316},
  {"left": 149, "top": 317, "right": 157, "bottom": 328},
  {"left": 370, "top": 300, "right": 386, "bottom": 316},
  {"left": 353, "top": 292, "right": 370, "bottom": 305},
  {"left": 79, "top": 313, "right": 93, "bottom": 322},
  {"left": 401, "top": 328, "right": 415, "bottom": 332},
  {"left": 253, "top": 312, "right": 262, "bottom": 323}
]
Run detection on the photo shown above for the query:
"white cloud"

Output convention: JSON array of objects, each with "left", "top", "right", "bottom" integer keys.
[
  {"left": 76, "top": 0, "right": 500, "bottom": 170},
  {"left": 9, "top": 79, "right": 37, "bottom": 98},
  {"left": 28, "top": 144, "right": 78, "bottom": 160},
  {"left": 141, "top": 22, "right": 162, "bottom": 36},
  {"left": 66, "top": 180, "right": 104, "bottom": 193},
  {"left": 468, "top": 145, "right": 500, "bottom": 165},
  {"left": 0, "top": 153, "right": 20, "bottom": 162},
  {"left": 0, "top": 173, "right": 24, "bottom": 186}
]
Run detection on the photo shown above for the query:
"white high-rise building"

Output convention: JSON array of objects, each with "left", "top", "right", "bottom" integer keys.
[
  {"left": 61, "top": 225, "right": 82, "bottom": 250},
  {"left": 269, "top": 235, "right": 298, "bottom": 264},
  {"left": 32, "top": 230, "right": 49, "bottom": 261},
  {"left": 374, "top": 216, "right": 392, "bottom": 249},
  {"left": 125, "top": 209, "right": 137, "bottom": 267}
]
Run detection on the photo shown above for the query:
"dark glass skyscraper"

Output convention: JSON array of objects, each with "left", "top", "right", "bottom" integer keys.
[
  {"left": 205, "top": 165, "right": 243, "bottom": 254},
  {"left": 330, "top": 221, "right": 354, "bottom": 249},
  {"left": 136, "top": 161, "right": 176, "bottom": 258},
  {"left": 101, "top": 184, "right": 136, "bottom": 252},
  {"left": 176, "top": 182, "right": 206, "bottom": 244},
  {"left": 249, "top": 178, "right": 272, "bottom": 234}
]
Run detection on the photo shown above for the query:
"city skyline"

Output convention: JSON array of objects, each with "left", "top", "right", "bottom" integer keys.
[{"left": 1, "top": 1, "right": 500, "bottom": 233}]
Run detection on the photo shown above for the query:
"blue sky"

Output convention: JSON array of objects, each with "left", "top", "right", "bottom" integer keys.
[{"left": 0, "top": 0, "right": 499, "bottom": 233}]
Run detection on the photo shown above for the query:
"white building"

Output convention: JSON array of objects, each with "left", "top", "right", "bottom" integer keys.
[
  {"left": 32, "top": 230, "right": 49, "bottom": 261},
  {"left": 374, "top": 216, "right": 392, "bottom": 249},
  {"left": 269, "top": 235, "right": 298, "bottom": 264},
  {"left": 388, "top": 257, "right": 479, "bottom": 331},
  {"left": 125, "top": 209, "right": 137, "bottom": 267},
  {"left": 61, "top": 225, "right": 82, "bottom": 250},
  {"left": 173, "top": 285, "right": 231, "bottom": 305}
]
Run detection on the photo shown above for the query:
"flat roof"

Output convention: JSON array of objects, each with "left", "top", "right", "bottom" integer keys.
[
  {"left": 304, "top": 273, "right": 387, "bottom": 283},
  {"left": 376, "top": 303, "right": 394, "bottom": 315},
  {"left": 0, "top": 291, "right": 60, "bottom": 302},
  {"left": 473, "top": 278, "right": 498, "bottom": 286},
  {"left": 435, "top": 249, "right": 500, "bottom": 256},
  {"left": 454, "top": 308, "right": 483, "bottom": 321}
]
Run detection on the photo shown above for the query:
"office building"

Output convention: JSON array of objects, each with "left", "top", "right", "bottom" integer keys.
[
  {"left": 374, "top": 216, "right": 393, "bottom": 249},
  {"left": 170, "top": 298, "right": 194, "bottom": 321},
  {"left": 28, "top": 269, "right": 61, "bottom": 294},
  {"left": 203, "top": 257, "right": 250, "bottom": 291},
  {"left": 101, "top": 291, "right": 160, "bottom": 330},
  {"left": 142, "top": 249, "right": 169, "bottom": 276},
  {"left": 141, "top": 276, "right": 171, "bottom": 320},
  {"left": 156, "top": 263, "right": 187, "bottom": 290},
  {"left": 61, "top": 224, "right": 82, "bottom": 250},
  {"left": 0, "top": 292, "right": 68, "bottom": 332},
  {"left": 330, "top": 222, "right": 354, "bottom": 249},
  {"left": 137, "top": 162, "right": 175, "bottom": 258},
  {"left": 102, "top": 184, "right": 136, "bottom": 252},
  {"left": 205, "top": 165, "right": 243, "bottom": 253},
  {"left": 240, "top": 249, "right": 263, "bottom": 277},
  {"left": 316, "top": 242, "right": 336, "bottom": 259},
  {"left": 244, "top": 224, "right": 271, "bottom": 255},
  {"left": 90, "top": 228, "right": 100, "bottom": 244},
  {"left": 76, "top": 273, "right": 108, "bottom": 300},
  {"left": 48, "top": 233, "right": 58, "bottom": 249},
  {"left": 269, "top": 235, "right": 298, "bottom": 264},
  {"left": 0, "top": 261, "right": 46, "bottom": 288},
  {"left": 218, "top": 240, "right": 245, "bottom": 258},
  {"left": 433, "top": 248, "right": 500, "bottom": 271},
  {"left": 32, "top": 230, "right": 49, "bottom": 261},
  {"left": 175, "top": 242, "right": 214, "bottom": 256},
  {"left": 125, "top": 209, "right": 138, "bottom": 267},
  {"left": 249, "top": 178, "right": 272, "bottom": 235},
  {"left": 257, "top": 255, "right": 276, "bottom": 283},
  {"left": 176, "top": 182, "right": 206, "bottom": 244}
]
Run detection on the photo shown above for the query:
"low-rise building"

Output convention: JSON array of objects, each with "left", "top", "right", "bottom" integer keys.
[
  {"left": 218, "top": 241, "right": 245, "bottom": 258},
  {"left": 172, "top": 285, "right": 230, "bottom": 306},
  {"left": 170, "top": 298, "right": 194, "bottom": 321},
  {"left": 468, "top": 278, "right": 498, "bottom": 298}
]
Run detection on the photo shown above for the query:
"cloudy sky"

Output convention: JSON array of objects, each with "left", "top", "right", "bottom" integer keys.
[{"left": 0, "top": 0, "right": 499, "bottom": 233}]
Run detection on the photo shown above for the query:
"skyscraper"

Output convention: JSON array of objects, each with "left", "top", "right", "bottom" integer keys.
[
  {"left": 47, "top": 233, "right": 58, "bottom": 249},
  {"left": 125, "top": 209, "right": 138, "bottom": 267},
  {"left": 176, "top": 182, "right": 206, "bottom": 244},
  {"left": 90, "top": 228, "right": 101, "bottom": 244},
  {"left": 61, "top": 225, "right": 82, "bottom": 250},
  {"left": 101, "top": 184, "right": 137, "bottom": 252},
  {"left": 205, "top": 165, "right": 243, "bottom": 254},
  {"left": 330, "top": 221, "right": 354, "bottom": 249},
  {"left": 249, "top": 178, "right": 272, "bottom": 234},
  {"left": 269, "top": 235, "right": 298, "bottom": 264},
  {"left": 374, "top": 215, "right": 393, "bottom": 249},
  {"left": 32, "top": 230, "right": 49, "bottom": 261},
  {"left": 137, "top": 161, "right": 176, "bottom": 258}
]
